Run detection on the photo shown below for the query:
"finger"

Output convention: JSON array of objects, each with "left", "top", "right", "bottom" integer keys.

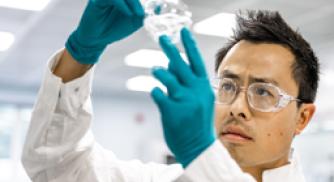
[
  {"left": 132, "top": 16, "right": 144, "bottom": 30},
  {"left": 159, "top": 35, "right": 195, "bottom": 86},
  {"left": 125, "top": 0, "right": 145, "bottom": 17},
  {"left": 99, "top": 0, "right": 133, "bottom": 16},
  {"left": 152, "top": 67, "right": 183, "bottom": 99},
  {"left": 181, "top": 28, "right": 208, "bottom": 78}
]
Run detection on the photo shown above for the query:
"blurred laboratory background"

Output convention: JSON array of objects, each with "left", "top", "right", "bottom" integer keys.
[{"left": 0, "top": 0, "right": 334, "bottom": 181}]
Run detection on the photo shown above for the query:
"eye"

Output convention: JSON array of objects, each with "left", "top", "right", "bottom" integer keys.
[
  {"left": 255, "top": 87, "right": 273, "bottom": 97},
  {"left": 221, "top": 82, "right": 235, "bottom": 92}
]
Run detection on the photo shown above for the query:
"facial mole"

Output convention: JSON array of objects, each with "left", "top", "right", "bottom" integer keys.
[
  {"left": 267, "top": 133, "right": 271, "bottom": 137},
  {"left": 280, "top": 132, "right": 284, "bottom": 136}
]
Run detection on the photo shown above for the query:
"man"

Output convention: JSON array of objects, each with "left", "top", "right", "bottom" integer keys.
[{"left": 21, "top": 0, "right": 319, "bottom": 181}]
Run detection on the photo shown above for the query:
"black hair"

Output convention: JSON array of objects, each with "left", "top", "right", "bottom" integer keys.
[{"left": 215, "top": 10, "right": 320, "bottom": 105}]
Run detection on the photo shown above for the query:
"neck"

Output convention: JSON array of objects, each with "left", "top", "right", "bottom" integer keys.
[
  {"left": 242, "top": 167, "right": 263, "bottom": 182},
  {"left": 241, "top": 155, "right": 290, "bottom": 182}
]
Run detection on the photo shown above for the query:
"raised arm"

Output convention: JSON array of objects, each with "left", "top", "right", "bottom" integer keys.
[
  {"left": 53, "top": 49, "right": 92, "bottom": 83},
  {"left": 21, "top": 0, "right": 159, "bottom": 181}
]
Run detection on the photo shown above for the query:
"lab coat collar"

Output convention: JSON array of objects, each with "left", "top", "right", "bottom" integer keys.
[{"left": 262, "top": 149, "right": 305, "bottom": 182}]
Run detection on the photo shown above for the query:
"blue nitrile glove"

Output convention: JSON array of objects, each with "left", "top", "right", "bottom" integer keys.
[
  {"left": 150, "top": 28, "right": 216, "bottom": 168},
  {"left": 66, "top": 0, "right": 145, "bottom": 64}
]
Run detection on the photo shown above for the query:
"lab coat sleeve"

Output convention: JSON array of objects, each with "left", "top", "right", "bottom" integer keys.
[
  {"left": 175, "top": 140, "right": 256, "bottom": 182},
  {"left": 21, "top": 49, "right": 183, "bottom": 182}
]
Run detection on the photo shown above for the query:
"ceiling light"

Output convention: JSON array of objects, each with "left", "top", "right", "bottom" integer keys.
[
  {"left": 126, "top": 75, "right": 167, "bottom": 93},
  {"left": 0, "top": 31, "right": 15, "bottom": 51},
  {"left": 193, "top": 13, "right": 236, "bottom": 38},
  {"left": 0, "top": 0, "right": 51, "bottom": 11},
  {"left": 125, "top": 49, "right": 187, "bottom": 68}
]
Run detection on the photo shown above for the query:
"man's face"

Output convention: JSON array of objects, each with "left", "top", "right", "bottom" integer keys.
[{"left": 215, "top": 40, "right": 301, "bottom": 168}]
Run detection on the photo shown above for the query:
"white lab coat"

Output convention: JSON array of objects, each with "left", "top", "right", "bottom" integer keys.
[{"left": 22, "top": 49, "right": 306, "bottom": 182}]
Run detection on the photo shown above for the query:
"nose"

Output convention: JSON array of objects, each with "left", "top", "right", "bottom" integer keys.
[{"left": 229, "top": 89, "right": 251, "bottom": 121}]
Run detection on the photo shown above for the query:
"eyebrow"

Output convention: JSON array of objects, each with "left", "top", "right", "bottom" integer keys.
[
  {"left": 220, "top": 70, "right": 279, "bottom": 86},
  {"left": 220, "top": 70, "right": 240, "bottom": 80},
  {"left": 250, "top": 77, "right": 279, "bottom": 86}
]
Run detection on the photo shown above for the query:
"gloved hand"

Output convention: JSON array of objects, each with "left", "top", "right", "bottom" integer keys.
[
  {"left": 66, "top": 0, "right": 145, "bottom": 64},
  {"left": 151, "top": 28, "right": 216, "bottom": 168}
]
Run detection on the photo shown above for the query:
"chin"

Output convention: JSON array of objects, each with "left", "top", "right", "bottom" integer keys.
[{"left": 221, "top": 140, "right": 257, "bottom": 166}]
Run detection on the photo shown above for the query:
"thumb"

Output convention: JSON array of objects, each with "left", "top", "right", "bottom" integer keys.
[
  {"left": 151, "top": 87, "right": 175, "bottom": 131},
  {"left": 151, "top": 87, "right": 170, "bottom": 111}
]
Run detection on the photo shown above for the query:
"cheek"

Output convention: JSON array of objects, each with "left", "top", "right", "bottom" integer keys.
[
  {"left": 257, "top": 113, "right": 296, "bottom": 154},
  {"left": 214, "top": 104, "right": 229, "bottom": 131},
  {"left": 262, "top": 128, "right": 291, "bottom": 148}
]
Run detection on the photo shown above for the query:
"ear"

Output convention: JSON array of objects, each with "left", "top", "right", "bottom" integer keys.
[{"left": 294, "top": 103, "right": 316, "bottom": 135}]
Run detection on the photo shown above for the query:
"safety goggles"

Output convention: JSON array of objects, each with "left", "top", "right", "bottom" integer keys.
[{"left": 212, "top": 78, "right": 301, "bottom": 112}]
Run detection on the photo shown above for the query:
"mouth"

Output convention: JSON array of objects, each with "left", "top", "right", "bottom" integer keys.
[{"left": 220, "top": 125, "right": 253, "bottom": 144}]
